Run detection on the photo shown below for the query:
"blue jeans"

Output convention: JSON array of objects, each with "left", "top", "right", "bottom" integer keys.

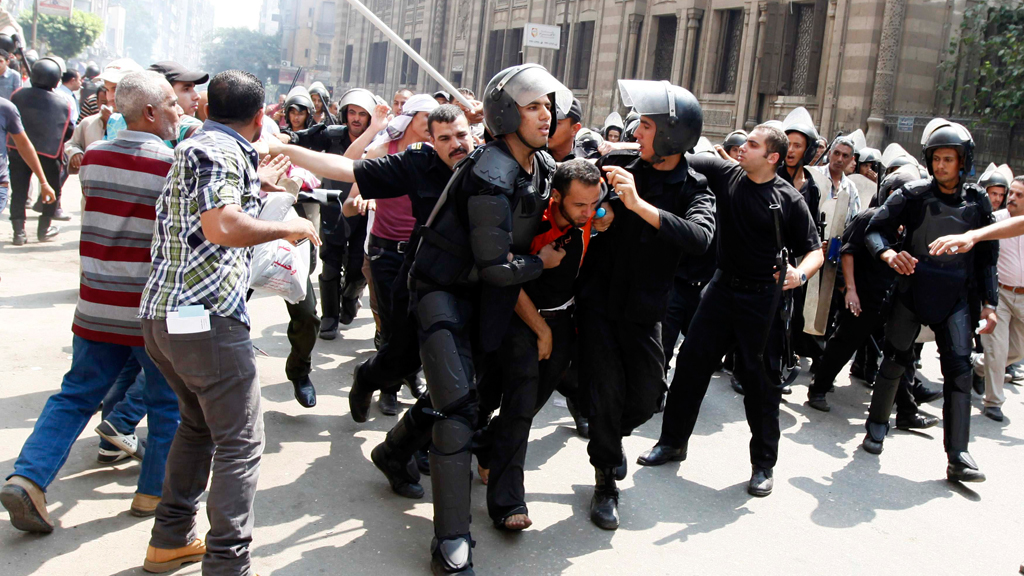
[
  {"left": 98, "top": 356, "right": 148, "bottom": 451},
  {"left": 8, "top": 336, "right": 180, "bottom": 496},
  {"left": 0, "top": 182, "right": 9, "bottom": 214}
]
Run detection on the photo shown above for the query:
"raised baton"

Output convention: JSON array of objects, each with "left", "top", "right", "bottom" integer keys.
[{"left": 342, "top": 0, "right": 473, "bottom": 109}]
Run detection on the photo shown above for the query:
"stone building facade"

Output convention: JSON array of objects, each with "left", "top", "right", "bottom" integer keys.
[{"left": 297, "top": 0, "right": 1019, "bottom": 167}]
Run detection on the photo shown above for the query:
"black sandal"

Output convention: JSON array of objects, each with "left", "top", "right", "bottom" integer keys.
[{"left": 494, "top": 506, "right": 531, "bottom": 531}]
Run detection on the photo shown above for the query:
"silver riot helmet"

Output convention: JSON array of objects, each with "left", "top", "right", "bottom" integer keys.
[
  {"left": 978, "top": 163, "right": 1013, "bottom": 191},
  {"left": 921, "top": 118, "right": 975, "bottom": 176},
  {"left": 308, "top": 81, "right": 331, "bottom": 112},
  {"left": 617, "top": 79, "right": 703, "bottom": 159},
  {"left": 881, "top": 142, "right": 919, "bottom": 176},
  {"left": 338, "top": 88, "right": 378, "bottom": 125},
  {"left": 722, "top": 130, "right": 748, "bottom": 154},
  {"left": 482, "top": 63, "right": 572, "bottom": 147},
  {"left": 781, "top": 107, "right": 819, "bottom": 165},
  {"left": 601, "top": 111, "right": 624, "bottom": 140}
]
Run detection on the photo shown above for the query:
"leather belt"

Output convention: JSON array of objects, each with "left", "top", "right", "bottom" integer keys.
[
  {"left": 999, "top": 282, "right": 1024, "bottom": 294},
  {"left": 368, "top": 233, "right": 410, "bottom": 254},
  {"left": 539, "top": 306, "right": 574, "bottom": 319},
  {"left": 715, "top": 270, "right": 775, "bottom": 293}
]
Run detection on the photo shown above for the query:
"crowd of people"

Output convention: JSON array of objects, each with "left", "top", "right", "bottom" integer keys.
[{"left": 0, "top": 32, "right": 1021, "bottom": 576}]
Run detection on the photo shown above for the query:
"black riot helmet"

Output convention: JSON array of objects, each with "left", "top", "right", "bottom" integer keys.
[
  {"left": 0, "top": 33, "right": 17, "bottom": 54},
  {"left": 856, "top": 147, "right": 882, "bottom": 177},
  {"left": 482, "top": 63, "right": 572, "bottom": 146},
  {"left": 308, "top": 81, "right": 330, "bottom": 112},
  {"left": 617, "top": 79, "right": 703, "bottom": 159},
  {"left": 921, "top": 119, "right": 974, "bottom": 176},
  {"left": 722, "top": 130, "right": 747, "bottom": 154},
  {"left": 30, "top": 58, "right": 62, "bottom": 90},
  {"left": 781, "top": 107, "right": 820, "bottom": 165},
  {"left": 85, "top": 61, "right": 100, "bottom": 79}
]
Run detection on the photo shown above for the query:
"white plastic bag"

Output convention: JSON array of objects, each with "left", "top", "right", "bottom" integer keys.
[{"left": 250, "top": 193, "right": 310, "bottom": 304}]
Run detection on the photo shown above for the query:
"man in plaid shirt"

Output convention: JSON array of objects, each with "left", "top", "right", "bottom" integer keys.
[{"left": 137, "top": 70, "right": 318, "bottom": 575}]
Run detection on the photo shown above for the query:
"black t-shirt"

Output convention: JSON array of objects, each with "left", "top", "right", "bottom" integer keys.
[
  {"left": 689, "top": 155, "right": 820, "bottom": 283},
  {"left": 841, "top": 208, "right": 894, "bottom": 312},
  {"left": 352, "top": 142, "right": 453, "bottom": 225}
]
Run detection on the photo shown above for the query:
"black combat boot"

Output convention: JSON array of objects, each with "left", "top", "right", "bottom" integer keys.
[
  {"left": 10, "top": 219, "right": 26, "bottom": 246},
  {"left": 590, "top": 467, "right": 619, "bottom": 530}
]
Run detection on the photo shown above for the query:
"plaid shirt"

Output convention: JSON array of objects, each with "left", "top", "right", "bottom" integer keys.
[{"left": 139, "top": 120, "right": 262, "bottom": 325}]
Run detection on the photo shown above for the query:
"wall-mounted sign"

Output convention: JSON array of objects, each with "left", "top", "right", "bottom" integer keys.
[
  {"left": 38, "top": 0, "right": 73, "bottom": 18},
  {"left": 523, "top": 23, "right": 561, "bottom": 50}
]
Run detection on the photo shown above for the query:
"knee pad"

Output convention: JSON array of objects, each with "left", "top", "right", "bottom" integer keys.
[
  {"left": 420, "top": 328, "right": 470, "bottom": 410},
  {"left": 319, "top": 263, "right": 341, "bottom": 283},
  {"left": 433, "top": 418, "right": 475, "bottom": 456},
  {"left": 878, "top": 357, "right": 907, "bottom": 381},
  {"left": 417, "top": 291, "right": 461, "bottom": 332}
]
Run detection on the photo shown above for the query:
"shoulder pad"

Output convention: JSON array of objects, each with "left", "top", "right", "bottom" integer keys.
[
  {"left": 406, "top": 142, "right": 426, "bottom": 152},
  {"left": 900, "top": 178, "right": 932, "bottom": 197},
  {"left": 471, "top": 144, "right": 519, "bottom": 191},
  {"left": 536, "top": 150, "right": 556, "bottom": 174}
]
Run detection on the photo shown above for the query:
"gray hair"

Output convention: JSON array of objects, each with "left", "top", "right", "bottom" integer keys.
[{"left": 115, "top": 71, "right": 171, "bottom": 123}]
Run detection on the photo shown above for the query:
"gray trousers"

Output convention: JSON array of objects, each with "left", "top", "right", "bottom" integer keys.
[{"left": 142, "top": 316, "right": 265, "bottom": 576}]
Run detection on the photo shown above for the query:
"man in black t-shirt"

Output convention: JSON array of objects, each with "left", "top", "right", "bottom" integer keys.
[{"left": 638, "top": 124, "right": 823, "bottom": 498}]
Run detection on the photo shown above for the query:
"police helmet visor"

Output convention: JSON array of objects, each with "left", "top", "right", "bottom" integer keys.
[{"left": 498, "top": 65, "right": 573, "bottom": 117}]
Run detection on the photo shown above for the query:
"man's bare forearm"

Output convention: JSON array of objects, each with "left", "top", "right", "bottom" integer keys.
[
  {"left": 515, "top": 289, "right": 548, "bottom": 337},
  {"left": 973, "top": 216, "right": 1024, "bottom": 242},
  {"left": 840, "top": 253, "right": 855, "bottom": 292},
  {"left": 271, "top": 143, "right": 356, "bottom": 183},
  {"left": 201, "top": 206, "right": 295, "bottom": 248}
]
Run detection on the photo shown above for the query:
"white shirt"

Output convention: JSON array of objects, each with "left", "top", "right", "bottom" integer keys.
[
  {"left": 995, "top": 209, "right": 1024, "bottom": 287},
  {"left": 57, "top": 84, "right": 80, "bottom": 126}
]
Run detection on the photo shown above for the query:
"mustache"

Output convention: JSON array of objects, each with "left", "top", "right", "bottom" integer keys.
[{"left": 450, "top": 146, "right": 468, "bottom": 156}]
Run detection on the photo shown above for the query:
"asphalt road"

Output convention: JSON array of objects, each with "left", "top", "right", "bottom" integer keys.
[{"left": 1, "top": 177, "right": 1022, "bottom": 576}]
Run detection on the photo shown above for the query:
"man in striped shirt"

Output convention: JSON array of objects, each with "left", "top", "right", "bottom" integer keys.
[{"left": 0, "top": 71, "right": 182, "bottom": 534}]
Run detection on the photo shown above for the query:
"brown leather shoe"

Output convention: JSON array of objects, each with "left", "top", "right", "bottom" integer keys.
[
  {"left": 130, "top": 493, "right": 161, "bottom": 517},
  {"left": 143, "top": 539, "right": 206, "bottom": 573},
  {"left": 0, "top": 475, "right": 54, "bottom": 533}
]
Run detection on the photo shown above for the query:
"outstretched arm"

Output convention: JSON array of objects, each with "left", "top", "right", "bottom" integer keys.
[
  {"left": 929, "top": 216, "right": 1024, "bottom": 255},
  {"left": 265, "top": 139, "right": 356, "bottom": 183}
]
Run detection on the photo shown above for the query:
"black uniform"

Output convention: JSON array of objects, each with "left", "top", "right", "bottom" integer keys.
[
  {"left": 662, "top": 224, "right": 718, "bottom": 369},
  {"left": 7, "top": 85, "right": 72, "bottom": 232},
  {"left": 291, "top": 123, "right": 369, "bottom": 327},
  {"left": 351, "top": 142, "right": 454, "bottom": 395},
  {"left": 405, "top": 140, "right": 554, "bottom": 562},
  {"left": 657, "top": 155, "right": 819, "bottom": 470},
  {"left": 863, "top": 177, "right": 998, "bottom": 459},
  {"left": 578, "top": 150, "right": 715, "bottom": 470},
  {"left": 808, "top": 209, "right": 922, "bottom": 418}
]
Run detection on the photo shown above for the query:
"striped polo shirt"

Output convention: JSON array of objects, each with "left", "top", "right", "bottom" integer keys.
[{"left": 73, "top": 130, "right": 174, "bottom": 346}]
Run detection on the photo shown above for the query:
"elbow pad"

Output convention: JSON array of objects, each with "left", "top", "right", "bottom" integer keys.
[
  {"left": 479, "top": 255, "right": 544, "bottom": 286},
  {"left": 864, "top": 230, "right": 889, "bottom": 260}
]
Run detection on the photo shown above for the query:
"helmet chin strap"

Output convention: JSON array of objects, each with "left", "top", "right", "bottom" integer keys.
[{"left": 513, "top": 129, "right": 547, "bottom": 153}]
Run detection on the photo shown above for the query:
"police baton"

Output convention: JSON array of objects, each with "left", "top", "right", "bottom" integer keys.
[{"left": 343, "top": 0, "right": 473, "bottom": 109}]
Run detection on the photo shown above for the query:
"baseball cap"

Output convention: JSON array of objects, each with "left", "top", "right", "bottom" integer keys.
[
  {"left": 433, "top": 90, "right": 452, "bottom": 101},
  {"left": 557, "top": 98, "right": 583, "bottom": 124},
  {"left": 148, "top": 61, "right": 209, "bottom": 85},
  {"left": 97, "top": 58, "right": 143, "bottom": 84}
]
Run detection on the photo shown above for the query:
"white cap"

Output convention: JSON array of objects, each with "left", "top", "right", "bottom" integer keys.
[{"left": 98, "top": 58, "right": 143, "bottom": 84}]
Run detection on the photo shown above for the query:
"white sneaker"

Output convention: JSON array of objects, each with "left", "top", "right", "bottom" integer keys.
[
  {"left": 97, "top": 448, "right": 130, "bottom": 465},
  {"left": 95, "top": 420, "right": 145, "bottom": 461}
]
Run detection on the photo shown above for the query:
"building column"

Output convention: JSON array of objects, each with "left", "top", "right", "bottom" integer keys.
[
  {"left": 670, "top": 9, "right": 687, "bottom": 84},
  {"left": 681, "top": 8, "right": 704, "bottom": 90},
  {"left": 613, "top": 13, "right": 644, "bottom": 111},
  {"left": 865, "top": 0, "right": 907, "bottom": 148},
  {"left": 734, "top": 1, "right": 755, "bottom": 130},
  {"left": 819, "top": 0, "right": 847, "bottom": 137},
  {"left": 744, "top": 2, "right": 769, "bottom": 130}
]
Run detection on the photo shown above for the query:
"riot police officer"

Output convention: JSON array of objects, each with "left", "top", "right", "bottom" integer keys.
[
  {"left": 861, "top": 120, "right": 998, "bottom": 483},
  {"left": 582, "top": 80, "right": 716, "bottom": 529},
  {"left": 7, "top": 57, "right": 71, "bottom": 245}
]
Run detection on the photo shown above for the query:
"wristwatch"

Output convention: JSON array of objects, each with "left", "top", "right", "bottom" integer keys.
[{"left": 798, "top": 270, "right": 808, "bottom": 285}]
